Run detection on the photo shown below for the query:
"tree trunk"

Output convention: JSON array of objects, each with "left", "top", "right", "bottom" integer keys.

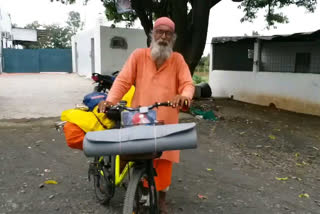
[
  {"left": 132, "top": 0, "right": 222, "bottom": 75},
  {"left": 169, "top": 0, "right": 188, "bottom": 54},
  {"left": 179, "top": 0, "right": 220, "bottom": 75},
  {"left": 131, "top": 0, "right": 153, "bottom": 46}
]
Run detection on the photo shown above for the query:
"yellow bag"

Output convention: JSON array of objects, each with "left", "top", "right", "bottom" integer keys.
[
  {"left": 61, "top": 86, "right": 135, "bottom": 132},
  {"left": 122, "top": 86, "right": 135, "bottom": 107},
  {"left": 61, "top": 107, "right": 114, "bottom": 132}
]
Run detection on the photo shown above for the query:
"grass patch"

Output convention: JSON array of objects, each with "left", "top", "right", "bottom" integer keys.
[{"left": 193, "top": 71, "right": 209, "bottom": 84}]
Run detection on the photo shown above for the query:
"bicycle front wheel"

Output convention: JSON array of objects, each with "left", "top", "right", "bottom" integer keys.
[
  {"left": 123, "top": 168, "right": 158, "bottom": 214},
  {"left": 93, "top": 156, "right": 115, "bottom": 204}
]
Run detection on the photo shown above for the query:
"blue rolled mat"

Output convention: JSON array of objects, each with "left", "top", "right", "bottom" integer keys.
[{"left": 83, "top": 123, "right": 197, "bottom": 157}]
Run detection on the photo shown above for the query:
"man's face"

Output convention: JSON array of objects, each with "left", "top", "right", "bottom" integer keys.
[{"left": 153, "top": 25, "right": 174, "bottom": 46}]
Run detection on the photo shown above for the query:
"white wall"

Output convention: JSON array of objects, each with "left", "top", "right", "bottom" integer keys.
[
  {"left": 0, "top": 34, "right": 2, "bottom": 73},
  {"left": 71, "top": 28, "right": 96, "bottom": 76},
  {"left": 12, "top": 28, "right": 37, "bottom": 42},
  {"left": 71, "top": 37, "right": 76, "bottom": 74},
  {"left": 209, "top": 70, "right": 320, "bottom": 116},
  {"left": 0, "top": 9, "right": 12, "bottom": 32},
  {"left": 72, "top": 25, "right": 146, "bottom": 77},
  {"left": 0, "top": 8, "right": 12, "bottom": 73},
  {"left": 0, "top": 8, "right": 13, "bottom": 48},
  {"left": 99, "top": 26, "right": 146, "bottom": 75}
]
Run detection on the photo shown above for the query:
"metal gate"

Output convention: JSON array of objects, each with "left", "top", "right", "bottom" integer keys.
[{"left": 2, "top": 49, "right": 72, "bottom": 73}]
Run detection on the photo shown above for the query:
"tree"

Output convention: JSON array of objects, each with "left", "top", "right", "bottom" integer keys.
[
  {"left": 66, "top": 11, "right": 84, "bottom": 36},
  {"left": 42, "top": 24, "right": 72, "bottom": 48},
  {"left": 23, "top": 11, "right": 84, "bottom": 49},
  {"left": 52, "top": 0, "right": 317, "bottom": 75},
  {"left": 195, "top": 55, "right": 209, "bottom": 73},
  {"left": 239, "top": 0, "right": 317, "bottom": 27},
  {"left": 25, "top": 21, "right": 42, "bottom": 30},
  {"left": 252, "top": 31, "right": 259, "bottom": 36},
  {"left": 23, "top": 23, "right": 72, "bottom": 49}
]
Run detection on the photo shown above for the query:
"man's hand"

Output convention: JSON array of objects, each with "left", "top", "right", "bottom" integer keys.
[
  {"left": 97, "top": 100, "right": 113, "bottom": 113},
  {"left": 171, "top": 95, "right": 191, "bottom": 109}
]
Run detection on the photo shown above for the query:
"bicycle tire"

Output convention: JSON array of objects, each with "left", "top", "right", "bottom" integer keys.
[
  {"left": 123, "top": 168, "right": 158, "bottom": 214},
  {"left": 93, "top": 156, "right": 115, "bottom": 204}
]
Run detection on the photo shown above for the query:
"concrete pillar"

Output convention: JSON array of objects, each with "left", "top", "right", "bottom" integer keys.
[
  {"left": 0, "top": 35, "right": 3, "bottom": 74},
  {"left": 253, "top": 39, "right": 261, "bottom": 73},
  {"left": 209, "top": 43, "right": 215, "bottom": 73}
]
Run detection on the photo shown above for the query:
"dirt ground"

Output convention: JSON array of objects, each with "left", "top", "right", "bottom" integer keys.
[{"left": 0, "top": 99, "right": 319, "bottom": 214}]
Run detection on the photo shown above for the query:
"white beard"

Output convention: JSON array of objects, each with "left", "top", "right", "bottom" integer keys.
[{"left": 150, "top": 38, "right": 174, "bottom": 67}]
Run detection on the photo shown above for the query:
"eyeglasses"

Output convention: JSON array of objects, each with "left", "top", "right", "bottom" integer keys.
[{"left": 154, "top": 29, "right": 174, "bottom": 37}]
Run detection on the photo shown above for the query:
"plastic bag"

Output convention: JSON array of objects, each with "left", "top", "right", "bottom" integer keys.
[{"left": 64, "top": 122, "right": 85, "bottom": 150}]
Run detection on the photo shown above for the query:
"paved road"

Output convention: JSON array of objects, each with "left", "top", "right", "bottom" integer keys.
[
  {"left": 1, "top": 100, "right": 320, "bottom": 214},
  {"left": 1, "top": 73, "right": 320, "bottom": 214},
  {"left": 0, "top": 73, "right": 93, "bottom": 119}
]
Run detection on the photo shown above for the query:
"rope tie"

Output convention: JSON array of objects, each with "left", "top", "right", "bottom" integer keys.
[
  {"left": 153, "top": 124, "right": 157, "bottom": 152},
  {"left": 118, "top": 127, "right": 122, "bottom": 154}
]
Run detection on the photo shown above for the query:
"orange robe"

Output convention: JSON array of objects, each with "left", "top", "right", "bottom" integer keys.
[
  {"left": 107, "top": 48, "right": 194, "bottom": 162},
  {"left": 107, "top": 48, "right": 194, "bottom": 190}
]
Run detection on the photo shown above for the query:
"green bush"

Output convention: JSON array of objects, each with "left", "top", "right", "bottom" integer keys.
[{"left": 192, "top": 74, "right": 203, "bottom": 84}]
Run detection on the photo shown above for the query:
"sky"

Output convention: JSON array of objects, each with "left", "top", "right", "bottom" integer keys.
[
  {"left": 0, "top": 0, "right": 105, "bottom": 28},
  {"left": 1, "top": 0, "right": 320, "bottom": 55}
]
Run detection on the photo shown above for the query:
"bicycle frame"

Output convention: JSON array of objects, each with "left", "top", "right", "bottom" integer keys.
[
  {"left": 99, "top": 102, "right": 172, "bottom": 186},
  {"left": 97, "top": 155, "right": 133, "bottom": 186},
  {"left": 114, "top": 155, "right": 134, "bottom": 186},
  {"left": 86, "top": 101, "right": 178, "bottom": 212}
]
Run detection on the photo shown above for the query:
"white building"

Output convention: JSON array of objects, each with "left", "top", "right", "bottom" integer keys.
[
  {"left": 0, "top": 8, "right": 37, "bottom": 73},
  {"left": 209, "top": 30, "right": 320, "bottom": 116},
  {"left": 12, "top": 27, "right": 37, "bottom": 45},
  {"left": 0, "top": 8, "right": 13, "bottom": 49},
  {"left": 0, "top": 8, "right": 12, "bottom": 73},
  {"left": 72, "top": 22, "right": 146, "bottom": 77}
]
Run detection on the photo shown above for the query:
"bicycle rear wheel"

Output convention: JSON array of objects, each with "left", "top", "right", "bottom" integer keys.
[
  {"left": 123, "top": 168, "right": 158, "bottom": 214},
  {"left": 93, "top": 156, "right": 115, "bottom": 204}
]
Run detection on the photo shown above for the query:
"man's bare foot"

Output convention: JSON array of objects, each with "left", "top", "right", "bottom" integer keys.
[{"left": 159, "top": 191, "right": 168, "bottom": 214}]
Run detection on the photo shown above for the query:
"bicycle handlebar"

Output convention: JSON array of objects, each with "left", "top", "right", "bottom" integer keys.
[
  {"left": 105, "top": 101, "right": 172, "bottom": 122},
  {"left": 110, "top": 101, "right": 172, "bottom": 112}
]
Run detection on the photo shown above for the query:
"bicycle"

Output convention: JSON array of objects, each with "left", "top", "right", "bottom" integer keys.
[{"left": 84, "top": 101, "right": 197, "bottom": 214}]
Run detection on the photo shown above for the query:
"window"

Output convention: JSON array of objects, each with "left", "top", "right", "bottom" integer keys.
[
  {"left": 110, "top": 36, "right": 127, "bottom": 49},
  {"left": 212, "top": 42, "right": 254, "bottom": 71},
  {"left": 295, "top": 53, "right": 311, "bottom": 73},
  {"left": 248, "top": 49, "right": 254, "bottom": 59}
]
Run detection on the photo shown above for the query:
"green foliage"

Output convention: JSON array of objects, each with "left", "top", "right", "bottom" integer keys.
[
  {"left": 25, "top": 21, "right": 41, "bottom": 30},
  {"left": 192, "top": 74, "right": 203, "bottom": 84},
  {"left": 195, "top": 55, "right": 209, "bottom": 73},
  {"left": 239, "top": 0, "right": 317, "bottom": 27},
  {"left": 43, "top": 24, "right": 72, "bottom": 48},
  {"left": 193, "top": 72, "right": 209, "bottom": 84},
  {"left": 66, "top": 11, "right": 84, "bottom": 36},
  {"left": 24, "top": 24, "right": 72, "bottom": 49},
  {"left": 55, "top": 0, "right": 318, "bottom": 29},
  {"left": 24, "top": 11, "right": 83, "bottom": 49},
  {"left": 102, "top": 0, "right": 138, "bottom": 27}
]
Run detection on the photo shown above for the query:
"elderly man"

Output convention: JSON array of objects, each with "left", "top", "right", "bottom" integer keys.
[{"left": 98, "top": 17, "right": 194, "bottom": 213}]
